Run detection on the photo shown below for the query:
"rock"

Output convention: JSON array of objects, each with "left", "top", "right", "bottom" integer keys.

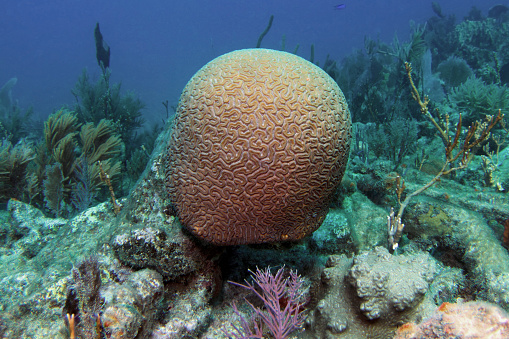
[
  {"left": 112, "top": 227, "right": 196, "bottom": 281},
  {"left": 7, "top": 199, "right": 66, "bottom": 258},
  {"left": 307, "top": 248, "right": 452, "bottom": 338},
  {"left": 348, "top": 247, "right": 438, "bottom": 320}
]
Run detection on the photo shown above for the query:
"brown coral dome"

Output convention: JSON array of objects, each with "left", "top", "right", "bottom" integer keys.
[{"left": 165, "top": 49, "right": 351, "bottom": 245}]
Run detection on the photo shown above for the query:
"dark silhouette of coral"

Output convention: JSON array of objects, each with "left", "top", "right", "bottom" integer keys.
[{"left": 94, "top": 23, "right": 110, "bottom": 69}]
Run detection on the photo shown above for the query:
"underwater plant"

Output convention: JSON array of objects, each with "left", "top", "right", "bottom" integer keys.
[
  {"left": 43, "top": 163, "right": 65, "bottom": 217},
  {"left": 423, "top": 8, "right": 458, "bottom": 67},
  {"left": 225, "top": 267, "right": 306, "bottom": 339},
  {"left": 387, "top": 63, "right": 503, "bottom": 250},
  {"left": 0, "top": 138, "right": 35, "bottom": 202},
  {"left": 421, "top": 49, "right": 446, "bottom": 103},
  {"left": 72, "top": 69, "right": 144, "bottom": 159},
  {"left": 332, "top": 27, "right": 432, "bottom": 125},
  {"left": 64, "top": 256, "right": 104, "bottom": 339},
  {"left": 378, "top": 27, "right": 427, "bottom": 67},
  {"left": 44, "top": 109, "right": 80, "bottom": 189},
  {"left": 28, "top": 109, "right": 124, "bottom": 216},
  {"left": 437, "top": 55, "right": 473, "bottom": 89},
  {"left": 454, "top": 18, "right": 509, "bottom": 69},
  {"left": 70, "top": 157, "right": 96, "bottom": 212},
  {"left": 0, "top": 78, "right": 34, "bottom": 144},
  {"left": 449, "top": 77, "right": 509, "bottom": 124},
  {"left": 369, "top": 117, "right": 419, "bottom": 171},
  {"left": 125, "top": 122, "right": 163, "bottom": 188},
  {"left": 256, "top": 15, "right": 274, "bottom": 48},
  {"left": 78, "top": 119, "right": 123, "bottom": 189}
]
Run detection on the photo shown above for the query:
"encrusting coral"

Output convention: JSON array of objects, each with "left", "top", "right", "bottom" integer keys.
[
  {"left": 165, "top": 48, "right": 352, "bottom": 245},
  {"left": 394, "top": 301, "right": 509, "bottom": 338}
]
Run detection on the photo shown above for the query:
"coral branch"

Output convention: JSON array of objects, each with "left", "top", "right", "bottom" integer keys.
[
  {"left": 225, "top": 266, "right": 306, "bottom": 339},
  {"left": 256, "top": 15, "right": 274, "bottom": 48},
  {"left": 98, "top": 161, "right": 121, "bottom": 215},
  {"left": 388, "top": 64, "right": 504, "bottom": 250}
]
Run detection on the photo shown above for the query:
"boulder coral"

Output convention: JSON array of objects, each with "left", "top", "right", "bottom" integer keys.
[{"left": 165, "top": 48, "right": 351, "bottom": 245}]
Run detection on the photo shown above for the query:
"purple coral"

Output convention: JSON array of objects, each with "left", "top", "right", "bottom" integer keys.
[{"left": 225, "top": 266, "right": 307, "bottom": 339}]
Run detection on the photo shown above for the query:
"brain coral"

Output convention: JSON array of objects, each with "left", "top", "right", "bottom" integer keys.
[{"left": 165, "top": 48, "right": 351, "bottom": 245}]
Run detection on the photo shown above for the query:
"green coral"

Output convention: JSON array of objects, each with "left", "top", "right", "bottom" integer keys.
[
  {"left": 78, "top": 119, "right": 123, "bottom": 190},
  {"left": 455, "top": 18, "right": 509, "bottom": 69},
  {"left": 44, "top": 109, "right": 80, "bottom": 184},
  {"left": 437, "top": 56, "right": 473, "bottom": 88},
  {"left": 0, "top": 78, "right": 34, "bottom": 143},
  {"left": 27, "top": 109, "right": 124, "bottom": 216},
  {"left": 0, "top": 138, "right": 35, "bottom": 202},
  {"left": 449, "top": 77, "right": 509, "bottom": 123},
  {"left": 72, "top": 69, "right": 144, "bottom": 157},
  {"left": 43, "top": 163, "right": 65, "bottom": 217}
]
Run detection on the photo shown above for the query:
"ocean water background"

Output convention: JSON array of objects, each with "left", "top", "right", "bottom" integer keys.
[{"left": 0, "top": 0, "right": 503, "bottom": 123}]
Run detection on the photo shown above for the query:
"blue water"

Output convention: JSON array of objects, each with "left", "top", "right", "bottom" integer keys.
[{"left": 0, "top": 0, "right": 500, "bottom": 122}]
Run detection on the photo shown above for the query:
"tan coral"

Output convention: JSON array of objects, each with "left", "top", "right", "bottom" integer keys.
[{"left": 165, "top": 48, "right": 351, "bottom": 245}]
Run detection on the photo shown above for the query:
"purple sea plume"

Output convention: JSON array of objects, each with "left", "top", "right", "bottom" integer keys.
[{"left": 224, "top": 266, "right": 307, "bottom": 339}]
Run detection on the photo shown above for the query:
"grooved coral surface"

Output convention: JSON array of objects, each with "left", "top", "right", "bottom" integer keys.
[{"left": 165, "top": 48, "right": 351, "bottom": 245}]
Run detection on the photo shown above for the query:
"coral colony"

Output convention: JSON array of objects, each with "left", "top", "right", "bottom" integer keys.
[{"left": 1, "top": 4, "right": 509, "bottom": 339}]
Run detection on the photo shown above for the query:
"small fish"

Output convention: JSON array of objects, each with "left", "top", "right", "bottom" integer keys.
[{"left": 334, "top": 4, "right": 346, "bottom": 10}]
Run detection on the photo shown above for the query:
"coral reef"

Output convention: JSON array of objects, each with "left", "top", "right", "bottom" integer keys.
[
  {"left": 309, "top": 208, "right": 353, "bottom": 254},
  {"left": 401, "top": 180, "right": 509, "bottom": 310},
  {"left": 7, "top": 199, "right": 66, "bottom": 258},
  {"left": 3, "top": 5, "right": 509, "bottom": 338},
  {"left": 0, "top": 200, "right": 118, "bottom": 338},
  {"left": 64, "top": 256, "right": 164, "bottom": 339},
  {"left": 348, "top": 247, "right": 437, "bottom": 320},
  {"left": 0, "top": 190, "right": 221, "bottom": 338},
  {"left": 165, "top": 48, "right": 351, "bottom": 245}
]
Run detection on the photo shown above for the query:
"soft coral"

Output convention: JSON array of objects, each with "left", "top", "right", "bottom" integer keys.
[{"left": 225, "top": 266, "right": 307, "bottom": 339}]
